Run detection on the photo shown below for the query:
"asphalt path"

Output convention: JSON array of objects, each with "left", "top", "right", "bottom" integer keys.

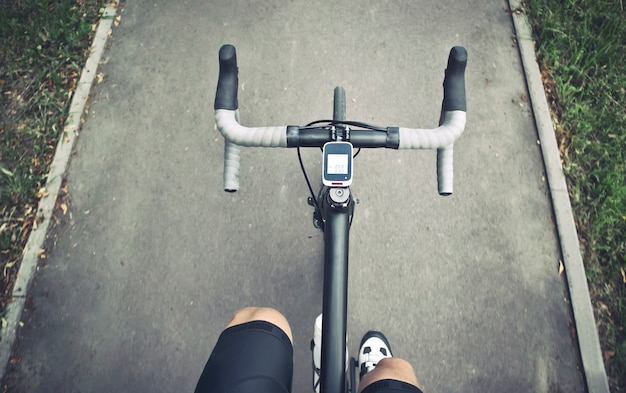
[{"left": 3, "top": 1, "right": 585, "bottom": 392}]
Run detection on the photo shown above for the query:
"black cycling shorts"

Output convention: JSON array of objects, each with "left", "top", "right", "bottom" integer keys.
[
  {"left": 362, "top": 379, "right": 424, "bottom": 393},
  {"left": 194, "top": 320, "right": 294, "bottom": 393},
  {"left": 194, "top": 321, "right": 424, "bottom": 393}
]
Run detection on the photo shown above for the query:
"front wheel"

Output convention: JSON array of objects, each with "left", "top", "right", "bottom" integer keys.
[{"left": 333, "top": 86, "right": 346, "bottom": 122}]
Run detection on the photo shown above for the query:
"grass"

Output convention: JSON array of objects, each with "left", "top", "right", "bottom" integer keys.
[
  {"left": 523, "top": 0, "right": 626, "bottom": 390},
  {"left": 0, "top": 0, "right": 106, "bottom": 312}
]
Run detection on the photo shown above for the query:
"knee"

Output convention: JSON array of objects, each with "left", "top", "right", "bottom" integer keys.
[
  {"left": 226, "top": 307, "right": 293, "bottom": 343},
  {"left": 358, "top": 357, "right": 419, "bottom": 393},
  {"left": 376, "top": 358, "right": 417, "bottom": 380}
]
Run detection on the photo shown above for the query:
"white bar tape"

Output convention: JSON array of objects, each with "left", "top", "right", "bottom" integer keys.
[
  {"left": 437, "top": 144, "right": 454, "bottom": 195},
  {"left": 215, "top": 109, "right": 288, "bottom": 147},
  {"left": 223, "top": 140, "right": 241, "bottom": 191},
  {"left": 397, "top": 111, "right": 466, "bottom": 149}
]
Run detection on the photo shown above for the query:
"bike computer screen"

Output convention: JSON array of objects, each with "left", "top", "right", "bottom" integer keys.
[{"left": 322, "top": 141, "right": 353, "bottom": 187}]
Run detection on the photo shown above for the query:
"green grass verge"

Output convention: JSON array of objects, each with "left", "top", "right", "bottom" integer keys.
[
  {"left": 0, "top": 0, "right": 106, "bottom": 310},
  {"left": 523, "top": 0, "right": 626, "bottom": 390}
]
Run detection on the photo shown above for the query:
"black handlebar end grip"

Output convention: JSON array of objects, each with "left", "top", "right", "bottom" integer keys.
[
  {"left": 214, "top": 44, "right": 239, "bottom": 111},
  {"left": 442, "top": 46, "right": 467, "bottom": 112}
]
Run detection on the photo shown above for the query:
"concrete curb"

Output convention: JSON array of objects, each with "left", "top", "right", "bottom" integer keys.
[
  {"left": 0, "top": 5, "right": 118, "bottom": 379},
  {"left": 508, "top": 1, "right": 610, "bottom": 392}
]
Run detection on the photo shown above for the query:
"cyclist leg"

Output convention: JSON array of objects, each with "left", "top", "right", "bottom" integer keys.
[
  {"left": 225, "top": 306, "right": 293, "bottom": 342},
  {"left": 358, "top": 358, "right": 422, "bottom": 393},
  {"left": 194, "top": 307, "right": 294, "bottom": 393},
  {"left": 358, "top": 331, "right": 423, "bottom": 393}
]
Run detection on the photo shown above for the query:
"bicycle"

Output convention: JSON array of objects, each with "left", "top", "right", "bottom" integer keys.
[{"left": 213, "top": 44, "right": 467, "bottom": 393}]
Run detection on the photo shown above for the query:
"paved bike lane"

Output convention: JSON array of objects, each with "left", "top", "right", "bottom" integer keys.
[{"left": 2, "top": 1, "right": 592, "bottom": 392}]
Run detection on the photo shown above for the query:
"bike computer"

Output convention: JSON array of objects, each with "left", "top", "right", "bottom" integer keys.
[{"left": 322, "top": 141, "right": 353, "bottom": 187}]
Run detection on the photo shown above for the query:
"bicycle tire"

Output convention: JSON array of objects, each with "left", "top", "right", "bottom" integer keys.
[{"left": 333, "top": 86, "right": 346, "bottom": 122}]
